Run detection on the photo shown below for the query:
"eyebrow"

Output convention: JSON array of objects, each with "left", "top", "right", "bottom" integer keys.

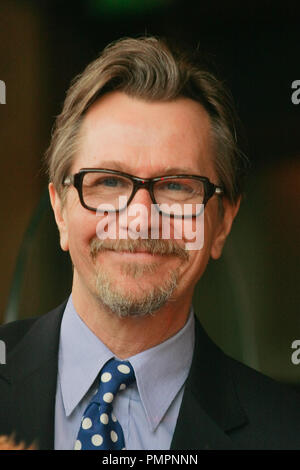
[
  {"left": 93, "top": 160, "right": 132, "bottom": 173},
  {"left": 88, "top": 160, "right": 197, "bottom": 176},
  {"left": 163, "top": 166, "right": 198, "bottom": 175}
]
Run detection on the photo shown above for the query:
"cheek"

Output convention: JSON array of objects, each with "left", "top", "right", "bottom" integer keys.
[
  {"left": 178, "top": 208, "right": 218, "bottom": 284},
  {"left": 170, "top": 207, "right": 212, "bottom": 252},
  {"left": 67, "top": 213, "right": 99, "bottom": 265},
  {"left": 176, "top": 245, "right": 211, "bottom": 295},
  {"left": 177, "top": 213, "right": 204, "bottom": 251}
]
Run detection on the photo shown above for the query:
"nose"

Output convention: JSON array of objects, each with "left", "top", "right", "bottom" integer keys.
[
  {"left": 130, "top": 186, "right": 153, "bottom": 208},
  {"left": 118, "top": 187, "right": 155, "bottom": 239}
]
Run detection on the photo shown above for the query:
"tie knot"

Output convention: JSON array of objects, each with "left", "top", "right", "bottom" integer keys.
[{"left": 93, "top": 358, "right": 135, "bottom": 406}]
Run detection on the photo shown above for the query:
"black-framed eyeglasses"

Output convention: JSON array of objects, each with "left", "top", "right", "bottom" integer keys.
[{"left": 63, "top": 168, "right": 224, "bottom": 217}]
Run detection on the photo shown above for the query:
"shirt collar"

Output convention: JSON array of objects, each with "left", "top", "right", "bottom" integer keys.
[
  {"left": 58, "top": 296, "right": 195, "bottom": 431},
  {"left": 129, "top": 310, "right": 194, "bottom": 431},
  {"left": 58, "top": 296, "right": 114, "bottom": 417}
]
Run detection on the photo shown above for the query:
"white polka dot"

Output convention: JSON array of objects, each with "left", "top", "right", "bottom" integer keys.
[
  {"left": 111, "top": 430, "right": 118, "bottom": 442},
  {"left": 91, "top": 434, "right": 103, "bottom": 446},
  {"left": 103, "top": 392, "right": 114, "bottom": 403},
  {"left": 82, "top": 417, "right": 92, "bottom": 429},
  {"left": 74, "top": 440, "right": 82, "bottom": 450},
  {"left": 100, "top": 413, "right": 109, "bottom": 424},
  {"left": 111, "top": 413, "right": 117, "bottom": 422},
  {"left": 101, "top": 372, "right": 112, "bottom": 383},
  {"left": 119, "top": 383, "right": 126, "bottom": 391},
  {"left": 117, "top": 364, "right": 130, "bottom": 374}
]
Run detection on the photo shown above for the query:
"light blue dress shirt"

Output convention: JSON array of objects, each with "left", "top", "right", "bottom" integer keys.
[{"left": 54, "top": 296, "right": 195, "bottom": 450}]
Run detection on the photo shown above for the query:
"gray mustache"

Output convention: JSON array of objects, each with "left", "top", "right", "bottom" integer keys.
[{"left": 90, "top": 237, "right": 189, "bottom": 261}]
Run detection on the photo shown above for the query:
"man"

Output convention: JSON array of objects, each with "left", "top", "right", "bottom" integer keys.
[{"left": 0, "top": 36, "right": 299, "bottom": 450}]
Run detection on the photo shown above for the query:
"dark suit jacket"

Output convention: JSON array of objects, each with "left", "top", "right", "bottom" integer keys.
[{"left": 0, "top": 301, "right": 300, "bottom": 450}]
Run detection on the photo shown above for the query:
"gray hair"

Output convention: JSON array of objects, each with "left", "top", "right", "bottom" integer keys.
[{"left": 45, "top": 35, "right": 249, "bottom": 204}]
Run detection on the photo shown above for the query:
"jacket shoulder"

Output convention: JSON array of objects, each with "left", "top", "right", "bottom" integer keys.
[
  {"left": 0, "top": 300, "right": 68, "bottom": 357},
  {"left": 225, "top": 353, "right": 300, "bottom": 448},
  {"left": 0, "top": 317, "right": 39, "bottom": 355},
  {"left": 226, "top": 352, "right": 299, "bottom": 399}
]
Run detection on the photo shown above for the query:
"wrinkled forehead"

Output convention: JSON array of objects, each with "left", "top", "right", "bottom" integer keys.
[{"left": 71, "top": 91, "right": 217, "bottom": 180}]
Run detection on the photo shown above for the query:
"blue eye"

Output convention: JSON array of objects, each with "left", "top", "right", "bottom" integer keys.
[
  {"left": 102, "top": 178, "right": 119, "bottom": 187},
  {"left": 93, "top": 176, "right": 127, "bottom": 188},
  {"left": 167, "top": 182, "right": 183, "bottom": 191},
  {"left": 164, "top": 181, "right": 193, "bottom": 194}
]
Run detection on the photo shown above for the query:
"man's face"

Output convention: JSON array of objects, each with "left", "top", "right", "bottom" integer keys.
[{"left": 50, "top": 91, "right": 239, "bottom": 318}]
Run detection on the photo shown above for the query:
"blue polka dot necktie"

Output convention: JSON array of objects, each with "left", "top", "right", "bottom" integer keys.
[{"left": 74, "top": 358, "right": 135, "bottom": 450}]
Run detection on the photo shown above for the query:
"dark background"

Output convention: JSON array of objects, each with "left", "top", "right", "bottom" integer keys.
[{"left": 0, "top": 0, "right": 299, "bottom": 383}]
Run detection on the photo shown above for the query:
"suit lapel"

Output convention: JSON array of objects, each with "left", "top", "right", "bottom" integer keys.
[
  {"left": 7, "top": 303, "right": 65, "bottom": 450},
  {"left": 171, "top": 318, "right": 248, "bottom": 450}
]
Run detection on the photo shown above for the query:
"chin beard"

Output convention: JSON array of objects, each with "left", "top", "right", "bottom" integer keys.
[{"left": 94, "top": 267, "right": 179, "bottom": 318}]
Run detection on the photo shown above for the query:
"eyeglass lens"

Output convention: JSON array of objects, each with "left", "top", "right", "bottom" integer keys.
[{"left": 81, "top": 172, "right": 205, "bottom": 216}]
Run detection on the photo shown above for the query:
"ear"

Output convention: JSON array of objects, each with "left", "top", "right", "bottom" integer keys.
[
  {"left": 48, "top": 182, "right": 69, "bottom": 251},
  {"left": 210, "top": 196, "right": 241, "bottom": 260}
]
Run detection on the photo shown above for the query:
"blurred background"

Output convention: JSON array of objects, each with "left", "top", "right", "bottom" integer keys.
[{"left": 0, "top": 0, "right": 299, "bottom": 385}]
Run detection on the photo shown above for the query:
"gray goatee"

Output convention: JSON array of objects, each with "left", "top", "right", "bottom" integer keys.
[{"left": 90, "top": 237, "right": 186, "bottom": 318}]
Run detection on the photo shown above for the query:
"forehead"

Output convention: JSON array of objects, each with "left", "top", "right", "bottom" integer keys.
[{"left": 73, "top": 91, "right": 216, "bottom": 178}]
